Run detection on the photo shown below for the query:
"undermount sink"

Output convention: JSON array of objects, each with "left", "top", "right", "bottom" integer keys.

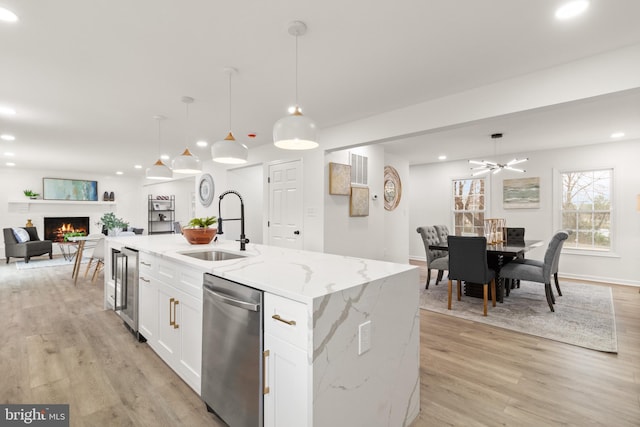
[{"left": 179, "top": 250, "right": 247, "bottom": 262}]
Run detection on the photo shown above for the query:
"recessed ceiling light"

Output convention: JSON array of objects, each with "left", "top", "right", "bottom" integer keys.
[
  {"left": 438, "top": 155, "right": 447, "bottom": 161},
  {"left": 555, "top": 0, "right": 589, "bottom": 20},
  {"left": 0, "top": 7, "right": 18, "bottom": 23},
  {"left": 160, "top": 154, "right": 170, "bottom": 160},
  {"left": 196, "top": 140, "right": 208, "bottom": 147},
  {"left": 134, "top": 164, "right": 142, "bottom": 169},
  {"left": 1, "top": 134, "right": 15, "bottom": 141},
  {"left": 610, "top": 132, "right": 625, "bottom": 138},
  {"left": 116, "top": 171, "right": 124, "bottom": 175},
  {"left": 0, "top": 106, "right": 16, "bottom": 116},
  {"left": 6, "top": 162, "right": 15, "bottom": 166}
]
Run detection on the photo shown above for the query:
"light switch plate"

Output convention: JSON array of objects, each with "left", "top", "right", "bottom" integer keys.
[{"left": 358, "top": 320, "right": 372, "bottom": 355}]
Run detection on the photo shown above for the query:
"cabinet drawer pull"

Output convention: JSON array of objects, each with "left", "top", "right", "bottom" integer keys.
[
  {"left": 263, "top": 349, "right": 270, "bottom": 395},
  {"left": 140, "top": 277, "right": 150, "bottom": 283},
  {"left": 140, "top": 261, "right": 151, "bottom": 267},
  {"left": 272, "top": 314, "right": 296, "bottom": 326},
  {"left": 173, "top": 300, "right": 179, "bottom": 329},
  {"left": 169, "top": 298, "right": 175, "bottom": 326}
]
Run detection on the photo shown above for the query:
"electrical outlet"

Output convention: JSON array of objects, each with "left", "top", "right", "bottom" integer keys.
[{"left": 358, "top": 320, "right": 372, "bottom": 355}]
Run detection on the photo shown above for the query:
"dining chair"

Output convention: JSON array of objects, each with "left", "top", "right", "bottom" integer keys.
[
  {"left": 433, "top": 224, "right": 450, "bottom": 244},
  {"left": 84, "top": 235, "right": 105, "bottom": 282},
  {"left": 499, "top": 230, "right": 569, "bottom": 312},
  {"left": 447, "top": 235, "right": 496, "bottom": 316},
  {"left": 502, "top": 227, "right": 526, "bottom": 292},
  {"left": 416, "top": 226, "right": 449, "bottom": 289}
]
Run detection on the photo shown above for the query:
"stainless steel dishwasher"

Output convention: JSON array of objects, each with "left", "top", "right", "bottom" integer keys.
[{"left": 202, "top": 274, "right": 264, "bottom": 427}]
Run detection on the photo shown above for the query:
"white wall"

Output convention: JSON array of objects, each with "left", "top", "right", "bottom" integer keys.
[
  {"left": 383, "top": 153, "right": 410, "bottom": 264},
  {"left": 225, "top": 164, "right": 264, "bottom": 244},
  {"left": 408, "top": 139, "right": 640, "bottom": 286},
  {"left": 324, "top": 146, "right": 385, "bottom": 260},
  {"left": 0, "top": 168, "right": 143, "bottom": 255}
]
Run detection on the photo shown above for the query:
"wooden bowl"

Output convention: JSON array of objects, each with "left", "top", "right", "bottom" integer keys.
[{"left": 182, "top": 227, "right": 217, "bottom": 245}]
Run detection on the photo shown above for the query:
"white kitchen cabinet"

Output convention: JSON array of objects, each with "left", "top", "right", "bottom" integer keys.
[
  {"left": 139, "top": 253, "right": 203, "bottom": 395},
  {"left": 263, "top": 293, "right": 310, "bottom": 427},
  {"left": 138, "top": 252, "right": 157, "bottom": 344}
]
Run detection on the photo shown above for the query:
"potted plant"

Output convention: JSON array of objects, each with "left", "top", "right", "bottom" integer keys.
[
  {"left": 182, "top": 216, "right": 217, "bottom": 244},
  {"left": 23, "top": 189, "right": 40, "bottom": 199},
  {"left": 99, "top": 212, "right": 129, "bottom": 236}
]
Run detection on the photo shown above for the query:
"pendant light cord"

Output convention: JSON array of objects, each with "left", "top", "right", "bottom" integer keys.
[
  {"left": 294, "top": 33, "right": 299, "bottom": 107},
  {"left": 157, "top": 119, "right": 162, "bottom": 158},
  {"left": 228, "top": 70, "right": 232, "bottom": 131},
  {"left": 185, "top": 101, "right": 189, "bottom": 146}
]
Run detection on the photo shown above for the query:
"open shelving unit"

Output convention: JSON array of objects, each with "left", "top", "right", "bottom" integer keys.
[{"left": 148, "top": 195, "right": 175, "bottom": 235}]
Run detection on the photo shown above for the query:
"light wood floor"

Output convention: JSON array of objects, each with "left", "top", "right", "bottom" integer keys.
[{"left": 0, "top": 258, "right": 638, "bottom": 426}]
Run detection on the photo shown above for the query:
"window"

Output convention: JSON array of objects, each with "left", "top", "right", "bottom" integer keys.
[
  {"left": 452, "top": 178, "right": 485, "bottom": 236},
  {"left": 561, "top": 169, "right": 612, "bottom": 251}
]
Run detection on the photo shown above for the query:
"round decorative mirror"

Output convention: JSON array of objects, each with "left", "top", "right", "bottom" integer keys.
[{"left": 383, "top": 165, "right": 401, "bottom": 211}]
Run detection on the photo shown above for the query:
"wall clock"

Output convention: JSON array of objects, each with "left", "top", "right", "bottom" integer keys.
[
  {"left": 383, "top": 165, "right": 402, "bottom": 211},
  {"left": 198, "top": 173, "right": 215, "bottom": 207}
]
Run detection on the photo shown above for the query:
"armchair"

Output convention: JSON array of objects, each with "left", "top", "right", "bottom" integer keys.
[{"left": 3, "top": 227, "right": 53, "bottom": 263}]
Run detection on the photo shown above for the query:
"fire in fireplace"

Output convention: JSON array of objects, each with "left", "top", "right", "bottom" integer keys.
[{"left": 44, "top": 217, "right": 90, "bottom": 242}]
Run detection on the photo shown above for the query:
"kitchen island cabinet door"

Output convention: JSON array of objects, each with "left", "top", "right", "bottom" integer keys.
[
  {"left": 138, "top": 274, "right": 158, "bottom": 346},
  {"left": 155, "top": 281, "right": 202, "bottom": 394}
]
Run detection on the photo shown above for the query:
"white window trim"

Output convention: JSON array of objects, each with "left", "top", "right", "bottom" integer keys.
[
  {"left": 450, "top": 176, "right": 488, "bottom": 235},
  {"left": 552, "top": 167, "right": 618, "bottom": 256}
]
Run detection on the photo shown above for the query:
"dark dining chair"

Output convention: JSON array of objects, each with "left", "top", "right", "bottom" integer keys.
[
  {"left": 447, "top": 235, "right": 496, "bottom": 316},
  {"left": 503, "top": 227, "right": 526, "bottom": 292},
  {"left": 499, "top": 231, "right": 569, "bottom": 312},
  {"left": 416, "top": 226, "right": 449, "bottom": 289}
]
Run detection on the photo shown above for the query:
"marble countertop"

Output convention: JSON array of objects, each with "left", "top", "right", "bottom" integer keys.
[{"left": 108, "top": 234, "right": 417, "bottom": 304}]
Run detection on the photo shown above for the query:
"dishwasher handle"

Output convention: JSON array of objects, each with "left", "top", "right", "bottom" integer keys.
[{"left": 204, "top": 286, "right": 260, "bottom": 312}]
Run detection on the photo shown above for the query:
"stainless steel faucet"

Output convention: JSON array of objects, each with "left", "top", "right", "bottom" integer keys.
[{"left": 217, "top": 190, "right": 249, "bottom": 251}]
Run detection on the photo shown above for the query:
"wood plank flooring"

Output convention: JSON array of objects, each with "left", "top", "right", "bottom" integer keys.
[{"left": 0, "top": 258, "right": 638, "bottom": 426}]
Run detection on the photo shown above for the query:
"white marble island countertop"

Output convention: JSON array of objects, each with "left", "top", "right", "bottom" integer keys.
[{"left": 108, "top": 234, "right": 416, "bottom": 304}]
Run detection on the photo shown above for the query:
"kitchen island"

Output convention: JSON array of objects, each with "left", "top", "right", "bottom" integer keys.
[{"left": 105, "top": 234, "right": 420, "bottom": 427}]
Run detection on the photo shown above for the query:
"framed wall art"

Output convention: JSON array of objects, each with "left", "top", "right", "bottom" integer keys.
[
  {"left": 350, "top": 186, "right": 369, "bottom": 217},
  {"left": 43, "top": 178, "right": 98, "bottom": 201},
  {"left": 503, "top": 177, "right": 540, "bottom": 209},
  {"left": 329, "top": 162, "right": 351, "bottom": 195}
]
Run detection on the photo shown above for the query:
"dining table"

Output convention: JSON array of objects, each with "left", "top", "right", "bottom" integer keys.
[{"left": 428, "top": 238, "right": 543, "bottom": 303}]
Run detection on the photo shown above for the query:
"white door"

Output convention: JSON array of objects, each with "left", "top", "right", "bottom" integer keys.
[{"left": 268, "top": 160, "right": 303, "bottom": 249}]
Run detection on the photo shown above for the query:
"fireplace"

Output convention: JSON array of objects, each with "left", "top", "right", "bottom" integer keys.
[{"left": 44, "top": 217, "right": 91, "bottom": 242}]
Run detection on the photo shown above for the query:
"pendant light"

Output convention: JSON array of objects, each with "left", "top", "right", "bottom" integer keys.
[
  {"left": 469, "top": 133, "right": 528, "bottom": 176},
  {"left": 212, "top": 67, "right": 248, "bottom": 164},
  {"left": 273, "top": 21, "right": 318, "bottom": 150},
  {"left": 172, "top": 96, "right": 202, "bottom": 173},
  {"left": 146, "top": 115, "right": 172, "bottom": 180}
]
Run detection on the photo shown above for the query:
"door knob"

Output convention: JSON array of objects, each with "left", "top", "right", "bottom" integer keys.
[{"left": 294, "top": 230, "right": 300, "bottom": 235}]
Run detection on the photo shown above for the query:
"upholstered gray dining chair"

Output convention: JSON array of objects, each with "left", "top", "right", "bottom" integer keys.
[
  {"left": 499, "top": 230, "right": 569, "bottom": 312},
  {"left": 416, "top": 226, "right": 449, "bottom": 289},
  {"left": 434, "top": 224, "right": 450, "bottom": 244},
  {"left": 447, "top": 235, "right": 496, "bottom": 316}
]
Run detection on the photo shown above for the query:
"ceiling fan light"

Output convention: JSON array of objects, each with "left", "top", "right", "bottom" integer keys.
[
  {"left": 172, "top": 148, "right": 201, "bottom": 173},
  {"left": 146, "top": 159, "right": 173, "bottom": 180},
  {"left": 212, "top": 132, "right": 248, "bottom": 164},
  {"left": 273, "top": 109, "right": 318, "bottom": 150}
]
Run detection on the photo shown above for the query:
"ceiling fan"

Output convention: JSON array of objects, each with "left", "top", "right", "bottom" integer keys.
[{"left": 469, "top": 133, "right": 528, "bottom": 176}]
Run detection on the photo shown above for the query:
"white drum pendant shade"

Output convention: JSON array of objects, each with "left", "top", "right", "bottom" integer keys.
[
  {"left": 172, "top": 148, "right": 201, "bottom": 173},
  {"left": 146, "top": 159, "right": 172, "bottom": 180},
  {"left": 212, "top": 132, "right": 248, "bottom": 164},
  {"left": 273, "top": 108, "right": 318, "bottom": 150}
]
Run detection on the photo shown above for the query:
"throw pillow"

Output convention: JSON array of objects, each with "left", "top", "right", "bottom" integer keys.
[{"left": 12, "top": 227, "right": 31, "bottom": 243}]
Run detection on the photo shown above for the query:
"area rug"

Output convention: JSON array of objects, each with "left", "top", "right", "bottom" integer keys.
[
  {"left": 15, "top": 256, "right": 90, "bottom": 270},
  {"left": 420, "top": 280, "right": 618, "bottom": 353}
]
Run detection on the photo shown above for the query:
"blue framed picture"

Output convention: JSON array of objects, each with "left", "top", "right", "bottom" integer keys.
[{"left": 43, "top": 178, "right": 98, "bottom": 201}]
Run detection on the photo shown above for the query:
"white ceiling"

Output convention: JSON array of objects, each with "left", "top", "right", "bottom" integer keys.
[{"left": 1, "top": 0, "right": 640, "bottom": 175}]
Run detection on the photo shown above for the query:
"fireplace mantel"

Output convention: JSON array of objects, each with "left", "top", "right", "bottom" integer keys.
[{"left": 8, "top": 199, "right": 116, "bottom": 211}]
